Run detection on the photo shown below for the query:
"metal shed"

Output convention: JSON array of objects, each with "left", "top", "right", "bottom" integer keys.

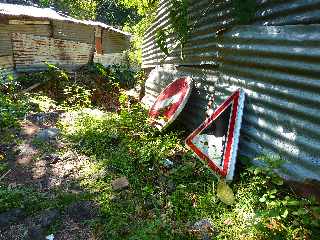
[{"left": 142, "top": 0, "right": 320, "bottom": 182}]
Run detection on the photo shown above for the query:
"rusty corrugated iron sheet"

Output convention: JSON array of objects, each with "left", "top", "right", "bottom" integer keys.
[
  {"left": 11, "top": 33, "right": 93, "bottom": 72},
  {"left": 142, "top": 1, "right": 320, "bottom": 181}
]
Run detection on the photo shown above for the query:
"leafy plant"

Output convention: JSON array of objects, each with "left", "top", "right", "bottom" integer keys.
[{"left": 63, "top": 85, "right": 92, "bottom": 109}]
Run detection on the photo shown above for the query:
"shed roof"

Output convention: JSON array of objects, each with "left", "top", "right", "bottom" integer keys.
[{"left": 0, "top": 3, "right": 131, "bottom": 37}]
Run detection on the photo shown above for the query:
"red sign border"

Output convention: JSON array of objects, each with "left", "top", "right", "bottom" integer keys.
[
  {"left": 149, "top": 76, "right": 193, "bottom": 130},
  {"left": 185, "top": 89, "right": 245, "bottom": 180}
]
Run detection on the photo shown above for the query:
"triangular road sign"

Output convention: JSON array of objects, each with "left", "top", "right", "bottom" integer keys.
[{"left": 185, "top": 89, "right": 245, "bottom": 181}]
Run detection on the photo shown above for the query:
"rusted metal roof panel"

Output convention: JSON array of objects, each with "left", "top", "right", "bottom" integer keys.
[{"left": 215, "top": 25, "right": 320, "bottom": 181}]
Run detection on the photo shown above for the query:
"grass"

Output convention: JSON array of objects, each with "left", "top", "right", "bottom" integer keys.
[
  {"left": 0, "top": 70, "right": 319, "bottom": 239},
  {"left": 57, "top": 94, "right": 320, "bottom": 240}
]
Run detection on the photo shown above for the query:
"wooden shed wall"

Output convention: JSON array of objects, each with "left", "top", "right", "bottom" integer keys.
[
  {"left": 0, "top": 26, "right": 12, "bottom": 56},
  {"left": 102, "top": 30, "right": 129, "bottom": 54},
  {"left": 52, "top": 21, "right": 94, "bottom": 44},
  {"left": 11, "top": 33, "right": 94, "bottom": 72},
  {"left": 0, "top": 23, "right": 50, "bottom": 37}
]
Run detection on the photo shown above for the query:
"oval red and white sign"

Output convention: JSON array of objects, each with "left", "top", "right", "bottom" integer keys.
[{"left": 149, "top": 77, "right": 192, "bottom": 130}]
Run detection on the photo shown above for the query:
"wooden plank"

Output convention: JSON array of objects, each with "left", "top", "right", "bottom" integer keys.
[{"left": 9, "top": 20, "right": 50, "bottom": 25}]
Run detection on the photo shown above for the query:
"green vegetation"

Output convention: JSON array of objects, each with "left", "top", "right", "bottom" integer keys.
[{"left": 0, "top": 64, "right": 319, "bottom": 239}]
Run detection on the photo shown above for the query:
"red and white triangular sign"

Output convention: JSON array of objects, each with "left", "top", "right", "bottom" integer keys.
[
  {"left": 149, "top": 77, "right": 192, "bottom": 130},
  {"left": 185, "top": 89, "right": 245, "bottom": 181}
]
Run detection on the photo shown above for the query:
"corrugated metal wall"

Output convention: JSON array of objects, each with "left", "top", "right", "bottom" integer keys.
[{"left": 142, "top": 0, "right": 320, "bottom": 181}]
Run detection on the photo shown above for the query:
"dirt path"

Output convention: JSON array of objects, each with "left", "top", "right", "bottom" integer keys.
[{"left": 0, "top": 110, "right": 100, "bottom": 240}]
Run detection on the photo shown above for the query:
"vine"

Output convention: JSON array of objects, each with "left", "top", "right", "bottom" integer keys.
[{"left": 155, "top": 0, "right": 189, "bottom": 59}]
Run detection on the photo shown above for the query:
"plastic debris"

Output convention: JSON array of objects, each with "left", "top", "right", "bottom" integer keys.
[{"left": 46, "top": 234, "right": 54, "bottom": 240}]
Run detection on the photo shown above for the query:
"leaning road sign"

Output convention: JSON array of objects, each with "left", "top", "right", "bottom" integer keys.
[
  {"left": 149, "top": 77, "right": 192, "bottom": 130},
  {"left": 185, "top": 89, "right": 245, "bottom": 181}
]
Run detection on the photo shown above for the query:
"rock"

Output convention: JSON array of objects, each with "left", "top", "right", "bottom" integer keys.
[
  {"left": 16, "top": 143, "right": 38, "bottom": 165},
  {"left": 35, "top": 209, "right": 60, "bottom": 228},
  {"left": 35, "top": 128, "right": 60, "bottom": 142},
  {"left": 191, "top": 219, "right": 216, "bottom": 240},
  {"left": 65, "top": 201, "right": 99, "bottom": 221},
  {"left": 163, "top": 159, "right": 174, "bottom": 168},
  {"left": 44, "top": 154, "right": 61, "bottom": 165},
  {"left": 0, "top": 208, "right": 25, "bottom": 227},
  {"left": 111, "top": 177, "right": 129, "bottom": 191},
  {"left": 27, "top": 112, "right": 59, "bottom": 126},
  {"left": 27, "top": 225, "right": 45, "bottom": 240}
]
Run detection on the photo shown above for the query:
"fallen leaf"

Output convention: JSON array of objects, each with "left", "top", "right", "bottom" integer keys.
[{"left": 217, "top": 180, "right": 235, "bottom": 205}]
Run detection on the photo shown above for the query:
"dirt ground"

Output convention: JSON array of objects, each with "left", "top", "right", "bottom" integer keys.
[{"left": 0, "top": 110, "right": 100, "bottom": 240}]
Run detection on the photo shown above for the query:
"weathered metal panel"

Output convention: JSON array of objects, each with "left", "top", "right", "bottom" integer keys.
[
  {"left": 142, "top": 0, "right": 234, "bottom": 68},
  {"left": 52, "top": 21, "right": 94, "bottom": 44},
  {"left": 216, "top": 25, "right": 320, "bottom": 181},
  {"left": 0, "top": 27, "right": 12, "bottom": 56},
  {"left": 142, "top": 0, "right": 320, "bottom": 68},
  {"left": 254, "top": 0, "right": 320, "bottom": 26},
  {"left": 11, "top": 33, "right": 94, "bottom": 72},
  {"left": 102, "top": 30, "right": 130, "bottom": 54},
  {"left": 0, "top": 23, "right": 50, "bottom": 37}
]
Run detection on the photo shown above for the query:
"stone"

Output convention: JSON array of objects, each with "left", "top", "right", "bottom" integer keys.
[
  {"left": 16, "top": 143, "right": 38, "bottom": 165},
  {"left": 65, "top": 201, "right": 99, "bottom": 221},
  {"left": 0, "top": 208, "right": 25, "bottom": 227},
  {"left": 44, "top": 154, "right": 61, "bottom": 165},
  {"left": 35, "top": 209, "right": 60, "bottom": 228},
  {"left": 27, "top": 225, "right": 45, "bottom": 240},
  {"left": 191, "top": 219, "right": 216, "bottom": 240},
  {"left": 27, "top": 112, "right": 59, "bottom": 126},
  {"left": 111, "top": 177, "right": 129, "bottom": 191},
  {"left": 35, "top": 128, "right": 60, "bottom": 142}
]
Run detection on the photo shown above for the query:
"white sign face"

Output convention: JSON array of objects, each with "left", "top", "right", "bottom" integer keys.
[{"left": 186, "top": 89, "right": 245, "bottom": 181}]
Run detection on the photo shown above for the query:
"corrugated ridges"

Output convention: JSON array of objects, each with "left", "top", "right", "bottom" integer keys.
[{"left": 216, "top": 25, "right": 320, "bottom": 181}]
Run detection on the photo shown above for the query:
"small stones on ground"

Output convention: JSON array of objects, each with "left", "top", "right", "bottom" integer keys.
[
  {"left": 15, "top": 143, "right": 38, "bottom": 165},
  {"left": 44, "top": 154, "right": 61, "bottom": 165},
  {"left": 0, "top": 208, "right": 25, "bottom": 227},
  {"left": 190, "top": 219, "right": 216, "bottom": 240},
  {"left": 35, "top": 209, "right": 60, "bottom": 228},
  {"left": 27, "top": 112, "right": 60, "bottom": 126},
  {"left": 27, "top": 225, "right": 45, "bottom": 240},
  {"left": 35, "top": 128, "right": 60, "bottom": 142},
  {"left": 111, "top": 177, "right": 129, "bottom": 191}
]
